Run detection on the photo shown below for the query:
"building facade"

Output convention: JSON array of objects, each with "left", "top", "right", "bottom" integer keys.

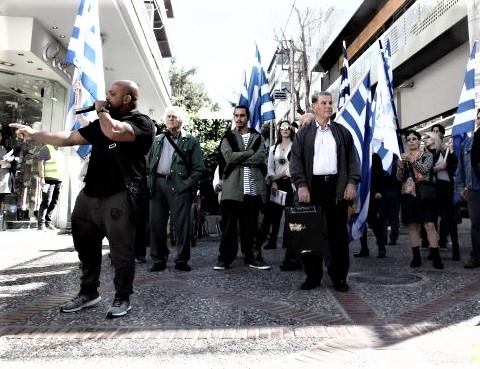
[{"left": 309, "top": 0, "right": 477, "bottom": 134}]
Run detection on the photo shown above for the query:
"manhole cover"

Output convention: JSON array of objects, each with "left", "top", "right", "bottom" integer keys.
[{"left": 350, "top": 272, "right": 422, "bottom": 285}]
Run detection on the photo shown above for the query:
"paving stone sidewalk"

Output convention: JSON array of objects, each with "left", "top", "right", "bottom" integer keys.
[{"left": 1, "top": 221, "right": 480, "bottom": 368}]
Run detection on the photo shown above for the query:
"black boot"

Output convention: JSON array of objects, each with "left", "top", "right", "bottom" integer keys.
[
  {"left": 354, "top": 234, "right": 369, "bottom": 257},
  {"left": 377, "top": 244, "right": 386, "bottom": 258},
  {"left": 410, "top": 246, "right": 421, "bottom": 268},
  {"left": 354, "top": 247, "right": 369, "bottom": 257},
  {"left": 452, "top": 245, "right": 460, "bottom": 261},
  {"left": 431, "top": 247, "right": 444, "bottom": 269}
]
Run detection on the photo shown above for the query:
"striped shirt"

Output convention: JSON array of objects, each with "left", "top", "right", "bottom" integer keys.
[{"left": 242, "top": 133, "right": 257, "bottom": 195}]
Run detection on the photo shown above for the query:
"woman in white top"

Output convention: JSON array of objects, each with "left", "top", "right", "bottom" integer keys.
[
  {"left": 0, "top": 131, "right": 14, "bottom": 195},
  {"left": 257, "top": 121, "right": 296, "bottom": 261}
]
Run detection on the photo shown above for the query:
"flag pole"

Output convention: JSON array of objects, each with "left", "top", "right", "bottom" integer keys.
[{"left": 378, "top": 39, "right": 404, "bottom": 154}]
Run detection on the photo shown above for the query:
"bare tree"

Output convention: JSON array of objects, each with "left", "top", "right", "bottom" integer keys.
[{"left": 294, "top": 7, "right": 322, "bottom": 113}]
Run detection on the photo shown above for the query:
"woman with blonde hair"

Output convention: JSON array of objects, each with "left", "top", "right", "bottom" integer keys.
[
  {"left": 423, "top": 131, "right": 459, "bottom": 260},
  {"left": 397, "top": 130, "right": 443, "bottom": 269}
]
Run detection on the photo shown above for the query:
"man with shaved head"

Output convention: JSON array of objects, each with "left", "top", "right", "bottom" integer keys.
[{"left": 10, "top": 80, "right": 155, "bottom": 318}]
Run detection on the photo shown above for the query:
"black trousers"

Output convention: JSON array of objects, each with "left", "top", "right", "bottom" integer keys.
[
  {"left": 437, "top": 180, "right": 459, "bottom": 247},
  {"left": 38, "top": 180, "right": 62, "bottom": 226},
  {"left": 303, "top": 176, "right": 349, "bottom": 284},
  {"left": 257, "top": 178, "right": 294, "bottom": 247},
  {"left": 381, "top": 187, "right": 400, "bottom": 242},
  {"left": 134, "top": 196, "right": 149, "bottom": 258},
  {"left": 71, "top": 190, "right": 136, "bottom": 299},
  {"left": 218, "top": 196, "right": 262, "bottom": 266}
]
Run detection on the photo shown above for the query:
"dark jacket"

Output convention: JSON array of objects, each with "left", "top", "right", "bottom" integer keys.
[
  {"left": 147, "top": 129, "right": 204, "bottom": 195},
  {"left": 290, "top": 121, "right": 361, "bottom": 201}
]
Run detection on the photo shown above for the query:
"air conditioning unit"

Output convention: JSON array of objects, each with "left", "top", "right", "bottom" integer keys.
[{"left": 273, "top": 90, "right": 287, "bottom": 100}]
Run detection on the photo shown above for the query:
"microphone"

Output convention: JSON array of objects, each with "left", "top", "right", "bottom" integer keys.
[{"left": 75, "top": 105, "right": 95, "bottom": 114}]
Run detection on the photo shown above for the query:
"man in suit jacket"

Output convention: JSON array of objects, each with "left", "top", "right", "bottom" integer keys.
[
  {"left": 147, "top": 106, "right": 204, "bottom": 272},
  {"left": 290, "top": 91, "right": 360, "bottom": 291}
]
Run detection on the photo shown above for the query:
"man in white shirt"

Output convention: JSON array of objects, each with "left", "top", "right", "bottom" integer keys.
[{"left": 290, "top": 92, "right": 360, "bottom": 292}]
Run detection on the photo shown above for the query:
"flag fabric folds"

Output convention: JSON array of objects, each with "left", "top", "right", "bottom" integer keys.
[
  {"left": 372, "top": 40, "right": 400, "bottom": 173},
  {"left": 452, "top": 40, "right": 477, "bottom": 159},
  {"left": 337, "top": 41, "right": 350, "bottom": 110},
  {"left": 246, "top": 46, "right": 275, "bottom": 132},
  {"left": 65, "top": 0, "right": 105, "bottom": 158},
  {"left": 335, "top": 71, "right": 372, "bottom": 240},
  {"left": 238, "top": 70, "right": 249, "bottom": 107}
]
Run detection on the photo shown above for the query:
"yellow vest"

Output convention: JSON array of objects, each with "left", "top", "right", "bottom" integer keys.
[{"left": 43, "top": 145, "right": 63, "bottom": 181}]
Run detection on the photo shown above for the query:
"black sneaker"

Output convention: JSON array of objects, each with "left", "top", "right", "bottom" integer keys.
[
  {"left": 60, "top": 293, "right": 101, "bottom": 313},
  {"left": 135, "top": 256, "right": 146, "bottom": 264},
  {"left": 213, "top": 261, "right": 229, "bottom": 270},
  {"left": 333, "top": 280, "right": 349, "bottom": 292},
  {"left": 248, "top": 259, "right": 271, "bottom": 270},
  {"left": 150, "top": 261, "right": 166, "bottom": 272},
  {"left": 106, "top": 297, "right": 131, "bottom": 318}
]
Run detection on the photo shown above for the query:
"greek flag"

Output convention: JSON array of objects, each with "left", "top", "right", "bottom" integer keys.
[
  {"left": 238, "top": 70, "right": 249, "bottom": 107},
  {"left": 65, "top": 0, "right": 105, "bottom": 158},
  {"left": 247, "top": 46, "right": 275, "bottom": 131},
  {"left": 372, "top": 40, "right": 400, "bottom": 173},
  {"left": 335, "top": 71, "right": 372, "bottom": 240},
  {"left": 337, "top": 41, "right": 350, "bottom": 110},
  {"left": 452, "top": 40, "right": 477, "bottom": 159}
]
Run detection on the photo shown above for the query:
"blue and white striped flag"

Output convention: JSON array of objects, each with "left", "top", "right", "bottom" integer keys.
[
  {"left": 452, "top": 40, "right": 477, "bottom": 159},
  {"left": 335, "top": 71, "right": 372, "bottom": 240},
  {"left": 337, "top": 41, "right": 350, "bottom": 110},
  {"left": 65, "top": 0, "right": 105, "bottom": 158},
  {"left": 238, "top": 70, "right": 249, "bottom": 107},
  {"left": 247, "top": 46, "right": 275, "bottom": 131},
  {"left": 372, "top": 40, "right": 400, "bottom": 172}
]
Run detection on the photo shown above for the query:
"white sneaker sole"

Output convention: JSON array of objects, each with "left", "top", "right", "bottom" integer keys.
[
  {"left": 60, "top": 296, "right": 102, "bottom": 313},
  {"left": 248, "top": 264, "right": 271, "bottom": 270},
  {"left": 213, "top": 266, "right": 226, "bottom": 270},
  {"left": 106, "top": 305, "right": 132, "bottom": 318}
]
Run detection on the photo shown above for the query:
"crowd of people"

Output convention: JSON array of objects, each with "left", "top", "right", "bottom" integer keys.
[{"left": 7, "top": 80, "right": 480, "bottom": 319}]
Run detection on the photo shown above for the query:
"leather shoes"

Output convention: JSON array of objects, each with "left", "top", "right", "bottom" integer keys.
[
  {"left": 333, "top": 280, "right": 349, "bottom": 292},
  {"left": 149, "top": 261, "right": 166, "bottom": 272},
  {"left": 174, "top": 263, "right": 191, "bottom": 272},
  {"left": 300, "top": 278, "right": 321, "bottom": 290}
]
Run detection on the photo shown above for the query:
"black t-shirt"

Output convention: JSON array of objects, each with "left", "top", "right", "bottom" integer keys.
[{"left": 78, "top": 111, "right": 154, "bottom": 197}]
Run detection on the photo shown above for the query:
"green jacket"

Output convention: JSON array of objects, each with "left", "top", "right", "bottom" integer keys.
[
  {"left": 220, "top": 129, "right": 267, "bottom": 203},
  {"left": 147, "top": 129, "right": 204, "bottom": 195}
]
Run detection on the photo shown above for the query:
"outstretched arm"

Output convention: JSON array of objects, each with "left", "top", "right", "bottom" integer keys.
[{"left": 9, "top": 123, "right": 87, "bottom": 147}]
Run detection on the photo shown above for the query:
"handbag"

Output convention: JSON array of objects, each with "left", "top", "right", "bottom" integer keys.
[
  {"left": 408, "top": 161, "right": 436, "bottom": 201},
  {"left": 285, "top": 205, "right": 329, "bottom": 257}
]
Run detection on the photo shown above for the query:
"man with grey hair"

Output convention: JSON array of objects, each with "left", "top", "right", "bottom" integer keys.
[
  {"left": 290, "top": 91, "right": 360, "bottom": 291},
  {"left": 147, "top": 106, "right": 204, "bottom": 272}
]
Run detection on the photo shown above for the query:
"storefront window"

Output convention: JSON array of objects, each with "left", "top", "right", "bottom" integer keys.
[{"left": 0, "top": 70, "right": 66, "bottom": 224}]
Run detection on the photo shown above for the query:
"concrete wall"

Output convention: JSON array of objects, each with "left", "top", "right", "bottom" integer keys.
[{"left": 397, "top": 41, "right": 469, "bottom": 127}]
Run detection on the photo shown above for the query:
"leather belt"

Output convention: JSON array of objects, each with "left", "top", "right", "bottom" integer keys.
[
  {"left": 312, "top": 174, "right": 337, "bottom": 182},
  {"left": 155, "top": 174, "right": 171, "bottom": 180}
]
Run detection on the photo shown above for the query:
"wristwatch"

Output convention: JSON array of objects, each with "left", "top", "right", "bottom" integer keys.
[{"left": 97, "top": 107, "right": 109, "bottom": 114}]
